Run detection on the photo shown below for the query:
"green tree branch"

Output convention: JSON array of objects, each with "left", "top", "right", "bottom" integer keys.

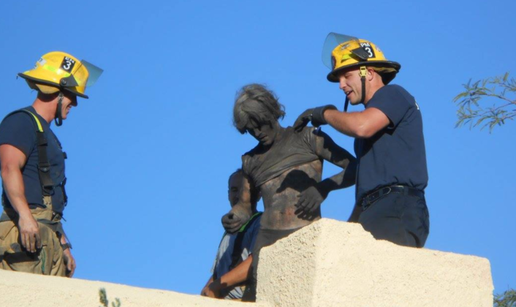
[
  {"left": 494, "top": 289, "right": 516, "bottom": 307},
  {"left": 453, "top": 72, "right": 516, "bottom": 132}
]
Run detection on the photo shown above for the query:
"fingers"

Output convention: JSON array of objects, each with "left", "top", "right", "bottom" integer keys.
[
  {"left": 68, "top": 257, "right": 76, "bottom": 277},
  {"left": 294, "top": 109, "right": 313, "bottom": 132},
  {"left": 295, "top": 193, "right": 310, "bottom": 210},
  {"left": 295, "top": 204, "right": 317, "bottom": 221},
  {"left": 295, "top": 188, "right": 323, "bottom": 217},
  {"left": 295, "top": 194, "right": 315, "bottom": 219},
  {"left": 221, "top": 213, "right": 234, "bottom": 224},
  {"left": 67, "top": 260, "right": 76, "bottom": 277},
  {"left": 18, "top": 216, "right": 40, "bottom": 253},
  {"left": 222, "top": 213, "right": 243, "bottom": 233},
  {"left": 294, "top": 118, "right": 309, "bottom": 132},
  {"left": 63, "top": 250, "right": 76, "bottom": 277},
  {"left": 20, "top": 232, "right": 27, "bottom": 252},
  {"left": 224, "top": 223, "right": 241, "bottom": 234},
  {"left": 28, "top": 234, "right": 35, "bottom": 253},
  {"left": 201, "top": 288, "right": 207, "bottom": 296},
  {"left": 35, "top": 232, "right": 42, "bottom": 249},
  {"left": 22, "top": 230, "right": 40, "bottom": 253}
]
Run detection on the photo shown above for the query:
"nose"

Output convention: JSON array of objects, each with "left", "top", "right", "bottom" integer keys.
[
  {"left": 249, "top": 128, "right": 260, "bottom": 138},
  {"left": 339, "top": 76, "right": 347, "bottom": 91}
]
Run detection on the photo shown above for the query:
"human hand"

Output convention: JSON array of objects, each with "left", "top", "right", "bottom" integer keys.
[
  {"left": 62, "top": 247, "right": 76, "bottom": 277},
  {"left": 201, "top": 280, "right": 220, "bottom": 298},
  {"left": 17, "top": 214, "right": 41, "bottom": 253},
  {"left": 293, "top": 108, "right": 314, "bottom": 132},
  {"left": 294, "top": 105, "right": 337, "bottom": 132},
  {"left": 221, "top": 212, "right": 245, "bottom": 234},
  {"left": 295, "top": 186, "right": 327, "bottom": 217}
]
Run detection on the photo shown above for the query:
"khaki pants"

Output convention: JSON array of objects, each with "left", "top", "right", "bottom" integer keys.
[{"left": 0, "top": 198, "right": 66, "bottom": 276}]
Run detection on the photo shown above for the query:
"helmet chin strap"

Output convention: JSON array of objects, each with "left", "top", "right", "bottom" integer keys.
[
  {"left": 54, "top": 92, "right": 64, "bottom": 127},
  {"left": 359, "top": 66, "right": 367, "bottom": 105},
  {"left": 345, "top": 66, "right": 367, "bottom": 112}
]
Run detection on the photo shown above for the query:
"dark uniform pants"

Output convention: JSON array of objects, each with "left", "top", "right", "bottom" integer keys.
[{"left": 358, "top": 192, "right": 430, "bottom": 248}]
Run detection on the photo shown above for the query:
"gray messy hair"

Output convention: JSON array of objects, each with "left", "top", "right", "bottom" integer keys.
[{"left": 233, "top": 83, "right": 286, "bottom": 134}]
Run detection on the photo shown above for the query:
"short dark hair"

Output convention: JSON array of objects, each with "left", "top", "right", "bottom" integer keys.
[
  {"left": 233, "top": 83, "right": 285, "bottom": 134},
  {"left": 228, "top": 168, "right": 260, "bottom": 206},
  {"left": 228, "top": 168, "right": 243, "bottom": 187},
  {"left": 37, "top": 91, "right": 59, "bottom": 102}
]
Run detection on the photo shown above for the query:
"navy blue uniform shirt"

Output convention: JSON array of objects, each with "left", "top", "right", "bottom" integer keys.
[
  {"left": 0, "top": 107, "right": 67, "bottom": 213},
  {"left": 355, "top": 85, "right": 428, "bottom": 201}
]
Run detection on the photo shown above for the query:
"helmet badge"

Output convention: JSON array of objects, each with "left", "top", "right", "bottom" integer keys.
[
  {"left": 359, "top": 42, "right": 376, "bottom": 58},
  {"left": 60, "top": 57, "right": 76, "bottom": 73}
]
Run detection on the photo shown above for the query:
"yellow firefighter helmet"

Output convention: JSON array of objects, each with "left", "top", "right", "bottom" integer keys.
[{"left": 18, "top": 51, "right": 103, "bottom": 99}]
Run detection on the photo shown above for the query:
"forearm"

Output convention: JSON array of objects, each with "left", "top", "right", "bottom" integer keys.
[
  {"left": 317, "top": 159, "right": 357, "bottom": 197},
  {"left": 215, "top": 256, "right": 252, "bottom": 290},
  {"left": 203, "top": 276, "right": 214, "bottom": 289},
  {"left": 325, "top": 110, "right": 364, "bottom": 137},
  {"left": 325, "top": 107, "right": 390, "bottom": 139},
  {"left": 2, "top": 165, "right": 41, "bottom": 252},
  {"left": 1, "top": 168, "right": 31, "bottom": 218}
]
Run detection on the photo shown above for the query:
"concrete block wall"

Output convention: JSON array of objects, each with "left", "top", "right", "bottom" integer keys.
[
  {"left": 257, "top": 219, "right": 493, "bottom": 307},
  {"left": 0, "top": 219, "right": 493, "bottom": 307}
]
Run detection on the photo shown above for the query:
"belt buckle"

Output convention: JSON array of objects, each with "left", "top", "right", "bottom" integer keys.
[
  {"left": 365, "top": 186, "right": 391, "bottom": 207},
  {"left": 383, "top": 186, "right": 392, "bottom": 196}
]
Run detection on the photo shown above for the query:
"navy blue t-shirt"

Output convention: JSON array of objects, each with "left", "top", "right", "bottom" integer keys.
[
  {"left": 355, "top": 85, "right": 428, "bottom": 201},
  {"left": 0, "top": 107, "right": 67, "bottom": 213}
]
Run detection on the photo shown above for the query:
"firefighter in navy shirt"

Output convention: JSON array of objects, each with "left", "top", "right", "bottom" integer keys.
[{"left": 295, "top": 33, "right": 429, "bottom": 247}]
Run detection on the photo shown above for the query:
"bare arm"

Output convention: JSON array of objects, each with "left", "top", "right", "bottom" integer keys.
[
  {"left": 0, "top": 144, "right": 41, "bottom": 253},
  {"left": 222, "top": 173, "right": 254, "bottom": 233},
  {"left": 200, "top": 275, "right": 215, "bottom": 297},
  {"left": 217, "top": 256, "right": 252, "bottom": 289},
  {"left": 295, "top": 131, "right": 357, "bottom": 216},
  {"left": 313, "top": 130, "right": 357, "bottom": 194},
  {"left": 324, "top": 107, "right": 390, "bottom": 138},
  {"left": 202, "top": 256, "right": 253, "bottom": 298},
  {"left": 60, "top": 235, "right": 76, "bottom": 277}
]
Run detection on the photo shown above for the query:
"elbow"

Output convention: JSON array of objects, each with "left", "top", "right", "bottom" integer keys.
[
  {"left": 1, "top": 164, "right": 20, "bottom": 180},
  {"left": 354, "top": 125, "right": 376, "bottom": 139},
  {"left": 1, "top": 167, "right": 12, "bottom": 181}
]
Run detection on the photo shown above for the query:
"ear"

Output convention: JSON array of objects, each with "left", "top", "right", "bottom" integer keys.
[{"left": 366, "top": 68, "right": 376, "bottom": 81}]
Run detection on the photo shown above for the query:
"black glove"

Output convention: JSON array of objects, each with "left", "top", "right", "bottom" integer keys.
[
  {"left": 295, "top": 186, "right": 328, "bottom": 218},
  {"left": 221, "top": 212, "right": 245, "bottom": 234},
  {"left": 293, "top": 105, "right": 337, "bottom": 132}
]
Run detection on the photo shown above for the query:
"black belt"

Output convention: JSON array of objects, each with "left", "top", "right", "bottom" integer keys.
[{"left": 361, "top": 185, "right": 424, "bottom": 208}]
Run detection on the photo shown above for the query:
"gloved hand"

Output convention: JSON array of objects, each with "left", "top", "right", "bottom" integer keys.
[
  {"left": 293, "top": 105, "right": 337, "bottom": 132},
  {"left": 221, "top": 212, "right": 245, "bottom": 234},
  {"left": 295, "top": 186, "right": 328, "bottom": 217}
]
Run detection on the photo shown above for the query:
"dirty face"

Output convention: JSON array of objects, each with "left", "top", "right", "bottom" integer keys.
[
  {"left": 245, "top": 118, "right": 278, "bottom": 147},
  {"left": 228, "top": 171, "right": 243, "bottom": 207}
]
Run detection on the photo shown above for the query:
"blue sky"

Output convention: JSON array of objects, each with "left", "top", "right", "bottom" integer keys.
[{"left": 1, "top": 0, "right": 514, "bottom": 296}]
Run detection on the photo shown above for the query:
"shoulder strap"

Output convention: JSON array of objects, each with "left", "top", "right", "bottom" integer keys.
[
  {"left": 238, "top": 212, "right": 262, "bottom": 233},
  {"left": 229, "top": 212, "right": 262, "bottom": 270},
  {"left": 5, "top": 109, "right": 54, "bottom": 196}
]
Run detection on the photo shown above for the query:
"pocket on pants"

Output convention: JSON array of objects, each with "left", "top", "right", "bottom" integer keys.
[
  {"left": 0, "top": 221, "right": 16, "bottom": 241},
  {"left": 0, "top": 221, "right": 24, "bottom": 255}
]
